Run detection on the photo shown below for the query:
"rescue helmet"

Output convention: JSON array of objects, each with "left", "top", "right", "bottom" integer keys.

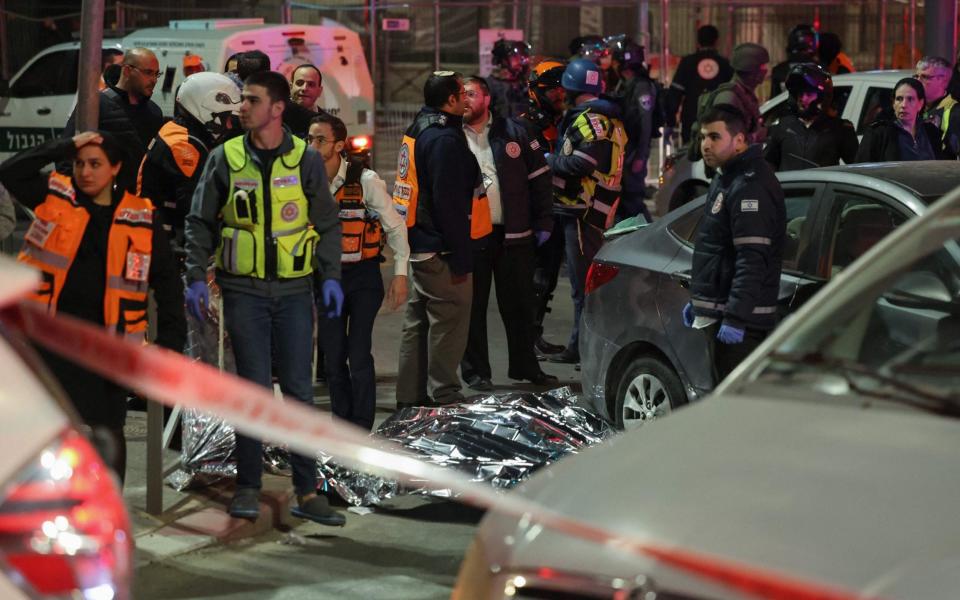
[
  {"left": 561, "top": 58, "right": 603, "bottom": 96},
  {"left": 787, "top": 24, "right": 819, "bottom": 57},
  {"left": 731, "top": 43, "right": 770, "bottom": 73},
  {"left": 786, "top": 62, "right": 833, "bottom": 116},
  {"left": 607, "top": 35, "right": 645, "bottom": 71},
  {"left": 176, "top": 72, "right": 241, "bottom": 141},
  {"left": 574, "top": 36, "right": 610, "bottom": 65},
  {"left": 528, "top": 58, "right": 566, "bottom": 114},
  {"left": 492, "top": 39, "right": 531, "bottom": 72}
]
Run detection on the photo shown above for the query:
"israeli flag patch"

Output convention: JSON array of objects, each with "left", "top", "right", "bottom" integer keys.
[{"left": 741, "top": 199, "right": 759, "bottom": 212}]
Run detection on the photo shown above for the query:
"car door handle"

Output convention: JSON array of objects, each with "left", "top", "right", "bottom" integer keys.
[
  {"left": 670, "top": 271, "right": 691, "bottom": 289},
  {"left": 37, "top": 108, "right": 51, "bottom": 115}
]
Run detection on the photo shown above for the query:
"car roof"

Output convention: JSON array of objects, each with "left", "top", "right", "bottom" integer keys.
[{"left": 778, "top": 161, "right": 960, "bottom": 201}]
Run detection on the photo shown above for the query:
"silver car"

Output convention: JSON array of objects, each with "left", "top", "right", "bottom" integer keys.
[
  {"left": 581, "top": 162, "right": 960, "bottom": 430},
  {"left": 454, "top": 174, "right": 960, "bottom": 600}
]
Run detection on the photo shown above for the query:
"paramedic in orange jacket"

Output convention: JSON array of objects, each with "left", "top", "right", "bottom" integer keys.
[{"left": 0, "top": 131, "right": 185, "bottom": 482}]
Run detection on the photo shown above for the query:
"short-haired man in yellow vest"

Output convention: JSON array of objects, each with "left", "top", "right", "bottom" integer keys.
[{"left": 183, "top": 70, "right": 346, "bottom": 526}]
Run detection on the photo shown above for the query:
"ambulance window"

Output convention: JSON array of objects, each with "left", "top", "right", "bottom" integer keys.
[{"left": 10, "top": 50, "right": 79, "bottom": 98}]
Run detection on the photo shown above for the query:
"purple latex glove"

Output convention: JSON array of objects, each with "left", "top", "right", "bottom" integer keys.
[
  {"left": 717, "top": 324, "right": 745, "bottom": 344},
  {"left": 535, "top": 230, "right": 551, "bottom": 246}
]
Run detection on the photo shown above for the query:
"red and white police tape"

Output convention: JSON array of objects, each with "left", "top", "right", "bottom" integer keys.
[{"left": 0, "top": 300, "right": 871, "bottom": 600}]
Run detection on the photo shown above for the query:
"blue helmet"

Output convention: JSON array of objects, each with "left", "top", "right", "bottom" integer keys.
[{"left": 561, "top": 59, "right": 603, "bottom": 95}]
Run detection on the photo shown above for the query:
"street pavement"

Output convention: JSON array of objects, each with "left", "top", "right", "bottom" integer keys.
[{"left": 127, "top": 258, "right": 580, "bottom": 599}]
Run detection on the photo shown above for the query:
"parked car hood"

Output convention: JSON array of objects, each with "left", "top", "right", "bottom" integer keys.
[{"left": 480, "top": 392, "right": 960, "bottom": 598}]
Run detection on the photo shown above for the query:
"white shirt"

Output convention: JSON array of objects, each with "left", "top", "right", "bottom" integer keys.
[
  {"left": 329, "top": 157, "right": 410, "bottom": 277},
  {"left": 463, "top": 118, "right": 503, "bottom": 225}
]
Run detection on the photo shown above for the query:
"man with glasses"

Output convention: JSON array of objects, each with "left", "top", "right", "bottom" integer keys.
[
  {"left": 64, "top": 48, "right": 165, "bottom": 192},
  {"left": 916, "top": 56, "right": 960, "bottom": 158}
]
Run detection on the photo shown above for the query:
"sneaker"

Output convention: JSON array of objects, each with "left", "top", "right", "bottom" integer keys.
[
  {"left": 291, "top": 494, "right": 346, "bottom": 527},
  {"left": 228, "top": 488, "right": 260, "bottom": 520}
]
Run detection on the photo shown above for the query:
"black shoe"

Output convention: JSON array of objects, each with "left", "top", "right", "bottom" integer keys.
[
  {"left": 291, "top": 494, "right": 346, "bottom": 527},
  {"left": 229, "top": 488, "right": 260, "bottom": 520},
  {"left": 547, "top": 348, "right": 580, "bottom": 364},
  {"left": 465, "top": 375, "right": 494, "bottom": 392},
  {"left": 534, "top": 336, "right": 565, "bottom": 355},
  {"left": 509, "top": 370, "right": 559, "bottom": 386}
]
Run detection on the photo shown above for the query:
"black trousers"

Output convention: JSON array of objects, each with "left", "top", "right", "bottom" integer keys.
[
  {"left": 320, "top": 259, "right": 385, "bottom": 431},
  {"left": 532, "top": 217, "right": 565, "bottom": 337},
  {"left": 705, "top": 323, "right": 768, "bottom": 383},
  {"left": 461, "top": 228, "right": 541, "bottom": 381}
]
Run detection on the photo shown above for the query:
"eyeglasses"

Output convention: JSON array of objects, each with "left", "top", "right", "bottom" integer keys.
[{"left": 125, "top": 64, "right": 161, "bottom": 79}]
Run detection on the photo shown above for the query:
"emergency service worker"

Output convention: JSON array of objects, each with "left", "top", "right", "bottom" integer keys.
[
  {"left": 393, "top": 71, "right": 488, "bottom": 407},
  {"left": 546, "top": 59, "right": 627, "bottom": 365},
  {"left": 916, "top": 56, "right": 960, "bottom": 158},
  {"left": 689, "top": 43, "right": 769, "bottom": 160},
  {"left": 682, "top": 105, "right": 785, "bottom": 381},
  {"left": 664, "top": 25, "right": 734, "bottom": 144},
  {"left": 458, "top": 76, "right": 556, "bottom": 390},
  {"left": 764, "top": 64, "right": 858, "bottom": 171},
  {"left": 0, "top": 131, "right": 185, "bottom": 482},
  {"left": 771, "top": 25, "right": 819, "bottom": 96},
  {"left": 608, "top": 37, "right": 660, "bottom": 221},
  {"left": 819, "top": 32, "right": 855, "bottom": 75},
  {"left": 309, "top": 112, "right": 409, "bottom": 430},
  {"left": 138, "top": 72, "right": 241, "bottom": 248},
  {"left": 183, "top": 71, "right": 346, "bottom": 526},
  {"left": 488, "top": 39, "right": 532, "bottom": 119},
  {"left": 519, "top": 60, "right": 569, "bottom": 357}
]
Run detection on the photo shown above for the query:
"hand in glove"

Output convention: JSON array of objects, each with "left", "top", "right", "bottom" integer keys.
[
  {"left": 535, "top": 230, "right": 551, "bottom": 247},
  {"left": 185, "top": 281, "right": 210, "bottom": 322},
  {"left": 322, "top": 279, "right": 344, "bottom": 319},
  {"left": 716, "top": 324, "right": 745, "bottom": 345},
  {"left": 681, "top": 302, "right": 694, "bottom": 328}
]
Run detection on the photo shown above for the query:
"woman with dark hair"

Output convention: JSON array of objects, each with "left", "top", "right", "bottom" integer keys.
[
  {"left": 0, "top": 132, "right": 185, "bottom": 482},
  {"left": 855, "top": 77, "right": 942, "bottom": 162}
]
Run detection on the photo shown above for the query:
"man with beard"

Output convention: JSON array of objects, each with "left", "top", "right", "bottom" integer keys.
[{"left": 488, "top": 39, "right": 531, "bottom": 118}]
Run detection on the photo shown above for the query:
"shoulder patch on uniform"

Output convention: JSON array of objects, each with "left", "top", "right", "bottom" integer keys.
[
  {"left": 171, "top": 142, "right": 200, "bottom": 177},
  {"left": 505, "top": 141, "right": 522, "bottom": 158},
  {"left": 530, "top": 139, "right": 540, "bottom": 151},
  {"left": 587, "top": 114, "right": 605, "bottom": 139},
  {"left": 711, "top": 192, "right": 724, "bottom": 214},
  {"left": 741, "top": 199, "right": 759, "bottom": 212},
  {"left": 638, "top": 94, "right": 654, "bottom": 111},
  {"left": 562, "top": 138, "right": 573, "bottom": 155}
]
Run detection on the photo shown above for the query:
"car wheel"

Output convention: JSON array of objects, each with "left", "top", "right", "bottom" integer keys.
[
  {"left": 613, "top": 356, "right": 685, "bottom": 431},
  {"left": 669, "top": 181, "right": 708, "bottom": 213}
]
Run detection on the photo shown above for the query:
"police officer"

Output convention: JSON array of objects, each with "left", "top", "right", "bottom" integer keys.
[
  {"left": 488, "top": 39, "right": 531, "bottom": 119},
  {"left": 608, "top": 37, "right": 660, "bottom": 221},
  {"left": 764, "top": 64, "right": 858, "bottom": 171},
  {"left": 665, "top": 25, "right": 734, "bottom": 144},
  {"left": 518, "top": 59, "right": 569, "bottom": 357},
  {"left": 689, "top": 42, "right": 770, "bottom": 160},
  {"left": 682, "top": 105, "right": 785, "bottom": 381},
  {"left": 771, "top": 24, "right": 819, "bottom": 96},
  {"left": 309, "top": 112, "right": 409, "bottom": 430},
  {"left": 138, "top": 72, "right": 241, "bottom": 248},
  {"left": 183, "top": 71, "right": 346, "bottom": 526},
  {"left": 546, "top": 59, "right": 627, "bottom": 365},
  {"left": 458, "top": 76, "right": 556, "bottom": 390},
  {"left": 393, "top": 71, "right": 488, "bottom": 407}
]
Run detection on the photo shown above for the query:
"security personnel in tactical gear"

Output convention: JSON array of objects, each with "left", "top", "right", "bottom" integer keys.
[
  {"left": 0, "top": 131, "right": 185, "bottom": 482},
  {"left": 689, "top": 42, "right": 769, "bottom": 160},
  {"left": 547, "top": 58, "right": 627, "bottom": 365},
  {"left": 393, "top": 71, "right": 487, "bottom": 407},
  {"left": 819, "top": 32, "right": 855, "bottom": 75},
  {"left": 682, "top": 105, "right": 785, "bottom": 381},
  {"left": 183, "top": 71, "right": 346, "bottom": 527},
  {"left": 519, "top": 59, "right": 570, "bottom": 357},
  {"left": 771, "top": 24, "right": 819, "bottom": 96},
  {"left": 608, "top": 37, "right": 661, "bottom": 221},
  {"left": 665, "top": 25, "right": 734, "bottom": 144},
  {"left": 488, "top": 39, "right": 532, "bottom": 119},
  {"left": 138, "top": 72, "right": 241, "bottom": 249},
  {"left": 764, "top": 63, "right": 858, "bottom": 171},
  {"left": 308, "top": 112, "right": 409, "bottom": 431}
]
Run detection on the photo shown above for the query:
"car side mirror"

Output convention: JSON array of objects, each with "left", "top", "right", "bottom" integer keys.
[{"left": 884, "top": 271, "right": 952, "bottom": 309}]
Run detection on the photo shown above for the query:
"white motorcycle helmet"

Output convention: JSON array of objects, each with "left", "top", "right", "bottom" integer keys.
[{"left": 176, "top": 72, "right": 241, "bottom": 142}]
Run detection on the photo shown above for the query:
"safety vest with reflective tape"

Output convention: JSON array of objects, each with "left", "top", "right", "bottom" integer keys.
[
  {"left": 553, "top": 108, "right": 627, "bottom": 230},
  {"left": 218, "top": 136, "right": 319, "bottom": 279},
  {"left": 18, "top": 172, "right": 154, "bottom": 344},
  {"left": 337, "top": 157, "right": 383, "bottom": 263},
  {"left": 392, "top": 111, "right": 493, "bottom": 240}
]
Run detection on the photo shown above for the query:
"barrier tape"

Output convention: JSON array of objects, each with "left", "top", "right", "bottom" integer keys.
[{"left": 0, "top": 301, "right": 871, "bottom": 600}]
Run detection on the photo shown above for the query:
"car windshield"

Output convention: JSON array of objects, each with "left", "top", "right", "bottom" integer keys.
[{"left": 756, "top": 212, "right": 960, "bottom": 414}]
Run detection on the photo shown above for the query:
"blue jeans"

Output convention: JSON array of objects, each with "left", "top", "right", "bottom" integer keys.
[
  {"left": 222, "top": 289, "right": 318, "bottom": 496},
  {"left": 561, "top": 214, "right": 604, "bottom": 353},
  {"left": 319, "top": 259, "right": 384, "bottom": 431}
]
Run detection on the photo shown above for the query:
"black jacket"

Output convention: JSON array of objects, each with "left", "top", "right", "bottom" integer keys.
[
  {"left": 855, "top": 118, "right": 942, "bottom": 163},
  {"left": 488, "top": 72, "right": 529, "bottom": 119},
  {"left": 764, "top": 113, "right": 859, "bottom": 171},
  {"left": 665, "top": 49, "right": 734, "bottom": 142},
  {"left": 63, "top": 86, "right": 165, "bottom": 193},
  {"left": 406, "top": 106, "right": 480, "bottom": 275},
  {"left": 484, "top": 116, "right": 553, "bottom": 242},
  {"left": 613, "top": 74, "right": 662, "bottom": 163},
  {"left": 691, "top": 144, "right": 786, "bottom": 331}
]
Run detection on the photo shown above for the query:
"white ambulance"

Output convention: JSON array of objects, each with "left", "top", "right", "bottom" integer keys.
[{"left": 0, "top": 18, "right": 375, "bottom": 163}]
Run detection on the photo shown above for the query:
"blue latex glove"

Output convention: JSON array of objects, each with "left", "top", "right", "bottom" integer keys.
[
  {"left": 681, "top": 302, "right": 694, "bottom": 328},
  {"left": 185, "top": 281, "right": 210, "bottom": 322},
  {"left": 535, "top": 230, "right": 551, "bottom": 247},
  {"left": 717, "top": 324, "right": 745, "bottom": 344},
  {"left": 322, "top": 279, "right": 344, "bottom": 319}
]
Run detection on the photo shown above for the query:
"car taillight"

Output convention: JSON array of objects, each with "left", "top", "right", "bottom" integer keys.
[
  {"left": 585, "top": 262, "right": 619, "bottom": 295},
  {"left": 349, "top": 135, "right": 371, "bottom": 151},
  {"left": 0, "top": 428, "right": 131, "bottom": 599}
]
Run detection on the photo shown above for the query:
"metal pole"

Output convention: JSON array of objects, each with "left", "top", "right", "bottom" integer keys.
[
  {"left": 370, "top": 0, "right": 377, "bottom": 165},
  {"left": 0, "top": 0, "right": 9, "bottom": 81},
  {"left": 909, "top": 0, "right": 916, "bottom": 67},
  {"left": 77, "top": 1, "right": 104, "bottom": 138},
  {"left": 639, "top": 0, "right": 649, "bottom": 49},
  {"left": 281, "top": 0, "right": 292, "bottom": 25},
  {"left": 879, "top": 0, "right": 887, "bottom": 69},
  {"left": 434, "top": 0, "right": 440, "bottom": 70},
  {"left": 726, "top": 3, "right": 734, "bottom": 57},
  {"left": 512, "top": 0, "right": 519, "bottom": 30},
  {"left": 660, "top": 0, "right": 669, "bottom": 85}
]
